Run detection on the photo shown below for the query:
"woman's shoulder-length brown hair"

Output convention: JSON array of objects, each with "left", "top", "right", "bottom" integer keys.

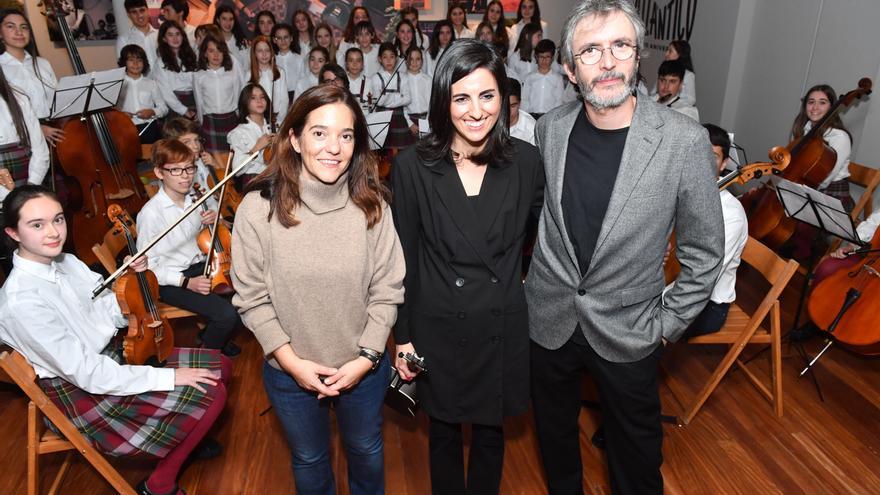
[{"left": 246, "top": 84, "right": 388, "bottom": 229}]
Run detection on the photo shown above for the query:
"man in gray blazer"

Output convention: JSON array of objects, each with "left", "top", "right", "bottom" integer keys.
[{"left": 524, "top": 1, "right": 724, "bottom": 494}]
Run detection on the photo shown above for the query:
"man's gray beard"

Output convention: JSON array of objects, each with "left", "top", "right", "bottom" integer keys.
[{"left": 578, "top": 66, "right": 639, "bottom": 110}]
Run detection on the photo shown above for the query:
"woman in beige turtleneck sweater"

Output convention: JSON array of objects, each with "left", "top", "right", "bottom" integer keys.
[{"left": 230, "top": 85, "right": 405, "bottom": 494}]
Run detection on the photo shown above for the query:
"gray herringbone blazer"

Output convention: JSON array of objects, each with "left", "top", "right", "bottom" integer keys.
[{"left": 525, "top": 93, "right": 724, "bottom": 363}]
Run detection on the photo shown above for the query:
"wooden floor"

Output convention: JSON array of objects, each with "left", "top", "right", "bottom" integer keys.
[{"left": 1, "top": 269, "right": 879, "bottom": 494}]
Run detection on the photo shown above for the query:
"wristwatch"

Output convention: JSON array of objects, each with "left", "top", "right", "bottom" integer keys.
[{"left": 358, "top": 347, "right": 382, "bottom": 371}]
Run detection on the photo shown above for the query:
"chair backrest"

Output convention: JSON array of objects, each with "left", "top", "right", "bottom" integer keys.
[
  {"left": 740, "top": 236, "right": 800, "bottom": 312},
  {"left": 92, "top": 228, "right": 128, "bottom": 274},
  {"left": 847, "top": 162, "right": 880, "bottom": 221}
]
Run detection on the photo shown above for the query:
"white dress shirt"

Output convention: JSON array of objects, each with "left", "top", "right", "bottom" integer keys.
[
  {"left": 507, "top": 19, "right": 548, "bottom": 55},
  {"left": 856, "top": 209, "right": 880, "bottom": 243},
  {"left": 136, "top": 185, "right": 213, "bottom": 287},
  {"left": 276, "top": 51, "right": 304, "bottom": 91},
  {"left": 0, "top": 52, "right": 58, "bottom": 119},
  {"left": 652, "top": 93, "right": 700, "bottom": 122},
  {"left": 522, "top": 70, "right": 565, "bottom": 114},
  {"left": 116, "top": 24, "right": 158, "bottom": 66},
  {"left": 509, "top": 110, "right": 537, "bottom": 146},
  {"left": 804, "top": 122, "right": 852, "bottom": 189},
  {"left": 339, "top": 44, "right": 381, "bottom": 79},
  {"left": 370, "top": 70, "right": 411, "bottom": 109},
  {"left": 298, "top": 38, "right": 311, "bottom": 56},
  {"left": 349, "top": 73, "right": 369, "bottom": 102},
  {"left": 0, "top": 94, "right": 50, "bottom": 201},
  {"left": 294, "top": 72, "right": 319, "bottom": 99},
  {"left": 710, "top": 190, "right": 748, "bottom": 304},
  {"left": 404, "top": 71, "right": 431, "bottom": 116},
  {"left": 454, "top": 26, "right": 475, "bottom": 39},
  {"left": 0, "top": 252, "right": 176, "bottom": 394},
  {"left": 118, "top": 74, "right": 169, "bottom": 125},
  {"left": 256, "top": 67, "right": 289, "bottom": 123},
  {"left": 507, "top": 53, "right": 536, "bottom": 82},
  {"left": 226, "top": 36, "right": 250, "bottom": 73},
  {"left": 152, "top": 57, "right": 195, "bottom": 115},
  {"left": 424, "top": 47, "right": 448, "bottom": 77},
  {"left": 227, "top": 117, "right": 271, "bottom": 176},
  {"left": 193, "top": 66, "right": 242, "bottom": 122}
]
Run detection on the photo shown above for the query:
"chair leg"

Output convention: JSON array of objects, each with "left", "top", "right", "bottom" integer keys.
[
  {"left": 27, "top": 402, "right": 39, "bottom": 495},
  {"left": 771, "top": 303, "right": 783, "bottom": 417},
  {"left": 48, "top": 452, "right": 73, "bottom": 495}
]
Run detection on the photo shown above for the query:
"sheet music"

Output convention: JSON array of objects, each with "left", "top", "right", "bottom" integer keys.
[
  {"left": 366, "top": 110, "right": 393, "bottom": 151},
  {"left": 51, "top": 67, "right": 126, "bottom": 119}
]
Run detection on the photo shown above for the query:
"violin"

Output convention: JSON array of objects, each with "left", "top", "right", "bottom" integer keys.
[
  {"left": 746, "top": 78, "right": 872, "bottom": 251},
  {"left": 43, "top": 0, "right": 147, "bottom": 265},
  {"left": 191, "top": 183, "right": 234, "bottom": 295},
  {"left": 806, "top": 229, "right": 880, "bottom": 355},
  {"left": 107, "top": 205, "right": 175, "bottom": 365},
  {"left": 200, "top": 149, "right": 242, "bottom": 218},
  {"left": 664, "top": 147, "right": 791, "bottom": 284}
]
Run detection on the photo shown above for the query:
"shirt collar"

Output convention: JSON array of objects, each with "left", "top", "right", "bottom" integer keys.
[
  {"left": 12, "top": 250, "right": 62, "bottom": 282},
  {"left": 156, "top": 184, "right": 193, "bottom": 210},
  {"left": 0, "top": 51, "right": 31, "bottom": 65}
]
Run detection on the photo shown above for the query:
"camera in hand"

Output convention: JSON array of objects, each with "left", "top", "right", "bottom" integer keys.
[{"left": 385, "top": 351, "right": 426, "bottom": 417}]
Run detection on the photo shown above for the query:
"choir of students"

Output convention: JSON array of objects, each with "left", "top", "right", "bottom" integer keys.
[{"left": 1, "top": 2, "right": 872, "bottom": 495}]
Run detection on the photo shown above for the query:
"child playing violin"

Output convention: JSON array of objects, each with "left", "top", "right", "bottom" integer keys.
[
  {"left": 136, "top": 139, "right": 241, "bottom": 356},
  {"left": 0, "top": 184, "right": 230, "bottom": 495}
]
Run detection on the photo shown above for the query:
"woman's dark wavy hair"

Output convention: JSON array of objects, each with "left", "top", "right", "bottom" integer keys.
[
  {"left": 516, "top": 0, "right": 542, "bottom": 25},
  {"left": 514, "top": 22, "right": 542, "bottom": 62},
  {"left": 428, "top": 20, "right": 455, "bottom": 59},
  {"left": 482, "top": 0, "right": 510, "bottom": 47},
  {"left": 237, "top": 83, "right": 271, "bottom": 124},
  {"left": 668, "top": 40, "right": 694, "bottom": 72},
  {"left": 292, "top": 9, "right": 315, "bottom": 49},
  {"left": 157, "top": 20, "right": 197, "bottom": 72},
  {"left": 418, "top": 39, "right": 512, "bottom": 166},
  {"left": 213, "top": 5, "right": 248, "bottom": 50},
  {"left": 247, "top": 85, "right": 388, "bottom": 228},
  {"left": 791, "top": 84, "right": 852, "bottom": 143}
]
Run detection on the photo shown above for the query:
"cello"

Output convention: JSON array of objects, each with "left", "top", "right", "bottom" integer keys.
[
  {"left": 191, "top": 183, "right": 234, "bottom": 295},
  {"left": 746, "top": 79, "right": 872, "bottom": 250},
  {"left": 43, "top": 0, "right": 147, "bottom": 265},
  {"left": 664, "top": 146, "right": 791, "bottom": 284},
  {"left": 806, "top": 230, "right": 880, "bottom": 357},
  {"left": 107, "top": 205, "right": 175, "bottom": 365}
]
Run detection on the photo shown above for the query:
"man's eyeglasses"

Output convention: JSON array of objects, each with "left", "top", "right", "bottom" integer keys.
[
  {"left": 573, "top": 41, "right": 637, "bottom": 65},
  {"left": 162, "top": 165, "right": 198, "bottom": 176}
]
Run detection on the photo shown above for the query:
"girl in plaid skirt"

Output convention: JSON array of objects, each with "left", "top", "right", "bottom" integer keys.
[
  {"left": 194, "top": 34, "right": 242, "bottom": 154},
  {"left": 0, "top": 185, "right": 231, "bottom": 495}
]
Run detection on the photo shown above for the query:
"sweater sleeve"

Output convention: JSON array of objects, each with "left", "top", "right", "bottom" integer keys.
[
  {"left": 231, "top": 194, "right": 290, "bottom": 357},
  {"left": 358, "top": 203, "right": 406, "bottom": 352}
]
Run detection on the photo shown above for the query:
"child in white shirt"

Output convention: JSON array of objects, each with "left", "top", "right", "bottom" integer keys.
[
  {"left": 193, "top": 34, "right": 242, "bottom": 153},
  {"left": 271, "top": 23, "right": 303, "bottom": 104},
  {"left": 295, "top": 46, "right": 327, "bottom": 100},
  {"left": 338, "top": 21, "right": 380, "bottom": 79},
  {"left": 403, "top": 47, "right": 431, "bottom": 138},
  {"left": 507, "top": 78, "right": 536, "bottom": 146},
  {"left": 345, "top": 47, "right": 369, "bottom": 111},
  {"left": 522, "top": 39, "right": 564, "bottom": 118},
  {"left": 370, "top": 42, "right": 412, "bottom": 151},
  {"left": 249, "top": 35, "right": 289, "bottom": 126},
  {"left": 227, "top": 84, "right": 274, "bottom": 188},
  {"left": 117, "top": 44, "right": 168, "bottom": 144}
]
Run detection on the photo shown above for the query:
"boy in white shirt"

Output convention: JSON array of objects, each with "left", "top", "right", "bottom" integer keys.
[
  {"left": 117, "top": 44, "right": 168, "bottom": 144},
  {"left": 345, "top": 47, "right": 369, "bottom": 108},
  {"left": 507, "top": 78, "right": 536, "bottom": 146},
  {"left": 653, "top": 60, "right": 700, "bottom": 122},
  {"left": 521, "top": 39, "right": 564, "bottom": 119},
  {"left": 137, "top": 138, "right": 240, "bottom": 356},
  {"left": 116, "top": 0, "right": 157, "bottom": 65}
]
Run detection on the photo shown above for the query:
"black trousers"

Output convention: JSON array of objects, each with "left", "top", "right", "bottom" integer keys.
[
  {"left": 158, "top": 262, "right": 239, "bottom": 349},
  {"left": 531, "top": 334, "right": 664, "bottom": 495},
  {"left": 428, "top": 417, "right": 504, "bottom": 495},
  {"left": 684, "top": 301, "right": 730, "bottom": 337}
]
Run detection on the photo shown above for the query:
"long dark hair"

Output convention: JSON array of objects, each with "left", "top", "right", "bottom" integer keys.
[
  {"left": 249, "top": 35, "right": 280, "bottom": 83},
  {"left": 253, "top": 10, "right": 276, "bottom": 37},
  {"left": 418, "top": 39, "right": 512, "bottom": 166},
  {"left": 394, "top": 19, "right": 416, "bottom": 58},
  {"left": 446, "top": 2, "right": 470, "bottom": 32},
  {"left": 514, "top": 22, "right": 542, "bottom": 62},
  {"left": 668, "top": 40, "right": 694, "bottom": 72},
  {"left": 197, "top": 34, "right": 233, "bottom": 71},
  {"left": 482, "top": 1, "right": 510, "bottom": 51},
  {"left": 516, "top": 0, "right": 542, "bottom": 25},
  {"left": 271, "top": 23, "right": 298, "bottom": 55},
  {"left": 157, "top": 20, "right": 197, "bottom": 72},
  {"left": 342, "top": 6, "right": 371, "bottom": 43},
  {"left": 3, "top": 185, "right": 60, "bottom": 248},
  {"left": 237, "top": 83, "right": 271, "bottom": 124},
  {"left": 791, "top": 84, "right": 852, "bottom": 143},
  {"left": 213, "top": 5, "right": 247, "bottom": 50},
  {"left": 0, "top": 9, "right": 52, "bottom": 107},
  {"left": 292, "top": 9, "right": 315, "bottom": 48},
  {"left": 248, "top": 85, "right": 387, "bottom": 228},
  {"left": 399, "top": 6, "right": 426, "bottom": 49},
  {"left": 0, "top": 65, "right": 30, "bottom": 149},
  {"left": 428, "top": 20, "right": 455, "bottom": 59}
]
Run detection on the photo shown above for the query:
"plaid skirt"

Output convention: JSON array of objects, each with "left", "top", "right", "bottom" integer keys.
[
  {"left": 173, "top": 90, "right": 196, "bottom": 115},
  {"left": 380, "top": 106, "right": 415, "bottom": 150},
  {"left": 0, "top": 142, "right": 31, "bottom": 186},
  {"left": 39, "top": 346, "right": 222, "bottom": 459},
  {"left": 202, "top": 111, "right": 238, "bottom": 154},
  {"left": 820, "top": 179, "right": 854, "bottom": 213}
]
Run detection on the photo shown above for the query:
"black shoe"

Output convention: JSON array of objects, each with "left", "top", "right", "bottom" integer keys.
[
  {"left": 193, "top": 438, "right": 223, "bottom": 460},
  {"left": 136, "top": 479, "right": 186, "bottom": 495},
  {"left": 221, "top": 341, "right": 241, "bottom": 357},
  {"left": 789, "top": 323, "right": 818, "bottom": 343},
  {"left": 591, "top": 425, "right": 606, "bottom": 451}
]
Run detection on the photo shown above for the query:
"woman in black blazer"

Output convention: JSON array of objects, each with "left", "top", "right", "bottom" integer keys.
[{"left": 390, "top": 39, "right": 544, "bottom": 495}]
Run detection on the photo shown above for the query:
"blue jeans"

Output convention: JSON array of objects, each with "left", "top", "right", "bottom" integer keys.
[{"left": 263, "top": 354, "right": 390, "bottom": 495}]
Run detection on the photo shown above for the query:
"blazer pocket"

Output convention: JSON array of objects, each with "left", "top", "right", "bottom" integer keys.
[{"left": 619, "top": 280, "right": 665, "bottom": 307}]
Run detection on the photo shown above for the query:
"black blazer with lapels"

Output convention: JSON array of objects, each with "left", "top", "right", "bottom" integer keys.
[{"left": 390, "top": 138, "right": 544, "bottom": 426}]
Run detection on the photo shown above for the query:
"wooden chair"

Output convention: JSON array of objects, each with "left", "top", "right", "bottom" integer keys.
[
  {"left": 91, "top": 223, "right": 196, "bottom": 321},
  {"left": 0, "top": 349, "right": 137, "bottom": 495},
  {"left": 665, "top": 237, "right": 800, "bottom": 425},
  {"left": 826, "top": 162, "right": 880, "bottom": 253}
]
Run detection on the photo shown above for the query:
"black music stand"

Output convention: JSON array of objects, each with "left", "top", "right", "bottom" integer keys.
[
  {"left": 773, "top": 177, "right": 864, "bottom": 383},
  {"left": 50, "top": 67, "right": 125, "bottom": 120},
  {"left": 366, "top": 110, "right": 393, "bottom": 151}
]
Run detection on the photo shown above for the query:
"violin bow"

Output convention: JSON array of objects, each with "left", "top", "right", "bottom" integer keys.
[
  {"left": 202, "top": 152, "right": 234, "bottom": 278},
  {"left": 92, "top": 150, "right": 261, "bottom": 299}
]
